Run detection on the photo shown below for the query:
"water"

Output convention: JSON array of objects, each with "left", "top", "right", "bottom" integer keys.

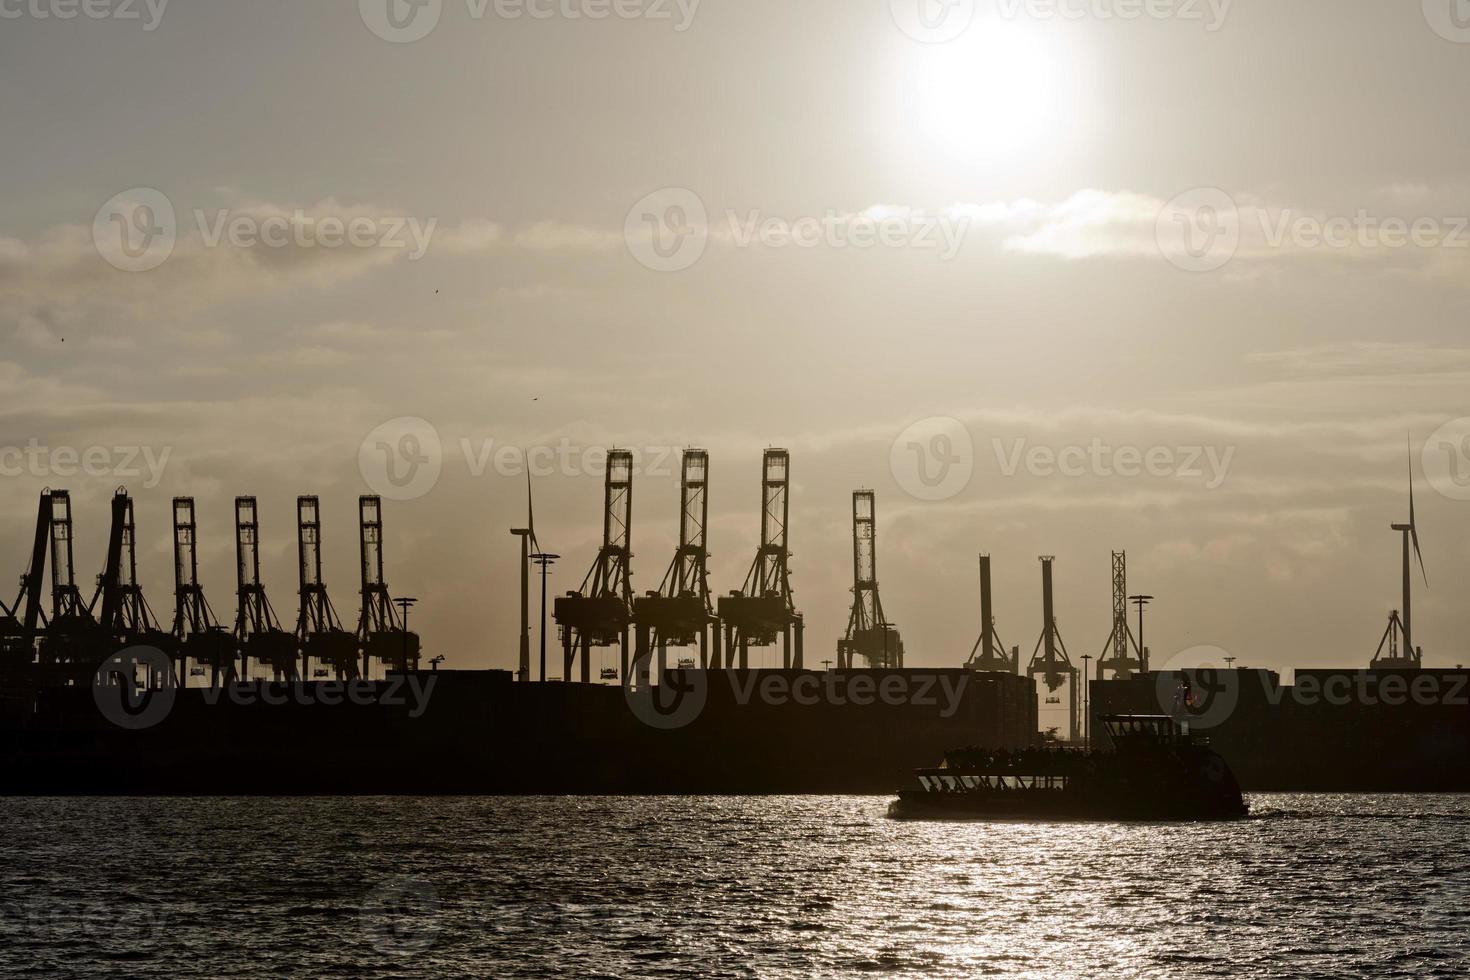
[{"left": 0, "top": 795, "right": 1466, "bottom": 978}]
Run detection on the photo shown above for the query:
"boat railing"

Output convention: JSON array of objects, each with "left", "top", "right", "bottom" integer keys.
[{"left": 918, "top": 772, "right": 1070, "bottom": 793}]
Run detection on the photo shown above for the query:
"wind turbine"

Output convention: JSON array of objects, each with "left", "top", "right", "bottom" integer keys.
[{"left": 1373, "top": 439, "right": 1428, "bottom": 669}]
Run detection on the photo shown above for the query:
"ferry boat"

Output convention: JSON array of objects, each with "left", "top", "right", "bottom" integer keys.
[{"left": 888, "top": 714, "right": 1248, "bottom": 821}]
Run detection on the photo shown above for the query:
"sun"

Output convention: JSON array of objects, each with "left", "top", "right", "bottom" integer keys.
[{"left": 892, "top": 23, "right": 1080, "bottom": 169}]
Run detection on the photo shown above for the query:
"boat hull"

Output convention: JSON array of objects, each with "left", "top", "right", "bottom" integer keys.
[{"left": 889, "top": 740, "right": 1250, "bottom": 822}]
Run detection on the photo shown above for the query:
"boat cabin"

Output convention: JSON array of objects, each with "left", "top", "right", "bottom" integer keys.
[{"left": 1100, "top": 713, "right": 1194, "bottom": 750}]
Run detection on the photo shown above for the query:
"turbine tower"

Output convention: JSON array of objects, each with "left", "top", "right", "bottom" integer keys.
[{"left": 1371, "top": 447, "right": 1427, "bottom": 670}]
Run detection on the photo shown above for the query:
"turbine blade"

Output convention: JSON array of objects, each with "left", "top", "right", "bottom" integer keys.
[
  {"left": 524, "top": 457, "right": 539, "bottom": 551},
  {"left": 1409, "top": 439, "right": 1427, "bottom": 586}
]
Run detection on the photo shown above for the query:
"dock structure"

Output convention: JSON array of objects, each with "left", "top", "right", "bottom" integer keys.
[
  {"left": 553, "top": 449, "right": 635, "bottom": 685},
  {"left": 837, "top": 490, "right": 902, "bottom": 670},
  {"left": 634, "top": 449, "right": 718, "bottom": 680},
  {"left": 718, "top": 449, "right": 803, "bottom": 671}
]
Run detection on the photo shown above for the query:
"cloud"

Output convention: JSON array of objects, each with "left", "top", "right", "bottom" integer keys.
[
  {"left": 436, "top": 219, "right": 504, "bottom": 253},
  {"left": 942, "top": 186, "right": 1470, "bottom": 280},
  {"left": 511, "top": 220, "right": 621, "bottom": 252},
  {"left": 1246, "top": 342, "right": 1470, "bottom": 377},
  {"left": 951, "top": 190, "right": 1163, "bottom": 259}
]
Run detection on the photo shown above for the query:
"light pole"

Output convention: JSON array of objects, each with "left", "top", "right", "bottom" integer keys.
[
  {"left": 394, "top": 597, "right": 418, "bottom": 675},
  {"left": 1129, "top": 594, "right": 1154, "bottom": 673},
  {"left": 531, "top": 552, "right": 559, "bottom": 682},
  {"left": 1080, "top": 653, "right": 1093, "bottom": 748}
]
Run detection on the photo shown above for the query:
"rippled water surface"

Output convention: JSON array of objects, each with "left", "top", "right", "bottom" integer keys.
[{"left": 0, "top": 795, "right": 1467, "bottom": 977}]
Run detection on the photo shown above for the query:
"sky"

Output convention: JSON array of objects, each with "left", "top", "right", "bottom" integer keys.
[{"left": 2, "top": 1, "right": 1469, "bottom": 713}]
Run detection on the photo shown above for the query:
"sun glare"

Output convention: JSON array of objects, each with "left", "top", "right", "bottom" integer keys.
[{"left": 894, "top": 24, "right": 1080, "bottom": 171}]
